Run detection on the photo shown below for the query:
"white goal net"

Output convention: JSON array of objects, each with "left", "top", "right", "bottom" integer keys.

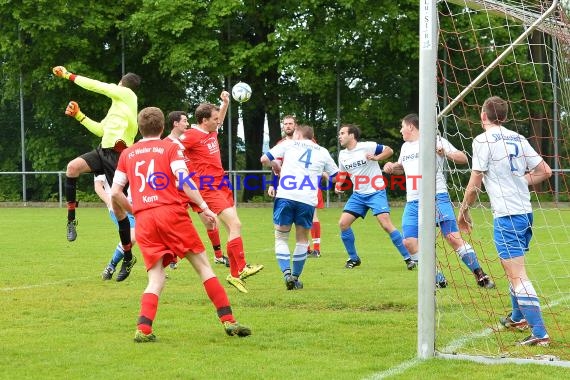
[{"left": 434, "top": 0, "right": 570, "bottom": 364}]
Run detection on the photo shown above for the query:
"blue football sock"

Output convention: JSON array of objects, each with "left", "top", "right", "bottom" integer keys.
[
  {"left": 292, "top": 243, "right": 308, "bottom": 277},
  {"left": 516, "top": 281, "right": 548, "bottom": 338},
  {"left": 341, "top": 228, "right": 359, "bottom": 261},
  {"left": 276, "top": 256, "right": 291, "bottom": 273},
  {"left": 110, "top": 243, "right": 124, "bottom": 267},
  {"left": 389, "top": 230, "right": 410, "bottom": 260},
  {"left": 456, "top": 243, "right": 480, "bottom": 272},
  {"left": 282, "top": 268, "right": 291, "bottom": 279},
  {"left": 509, "top": 285, "right": 524, "bottom": 322}
]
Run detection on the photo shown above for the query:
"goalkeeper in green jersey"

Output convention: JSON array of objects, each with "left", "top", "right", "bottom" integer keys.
[{"left": 53, "top": 66, "right": 140, "bottom": 242}]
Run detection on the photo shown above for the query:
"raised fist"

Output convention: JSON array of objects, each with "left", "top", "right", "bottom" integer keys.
[
  {"left": 52, "top": 66, "right": 72, "bottom": 80},
  {"left": 65, "top": 101, "right": 85, "bottom": 122},
  {"left": 220, "top": 90, "right": 230, "bottom": 103}
]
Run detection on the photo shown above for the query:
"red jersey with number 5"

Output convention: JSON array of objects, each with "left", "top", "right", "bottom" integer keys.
[{"left": 114, "top": 138, "right": 188, "bottom": 214}]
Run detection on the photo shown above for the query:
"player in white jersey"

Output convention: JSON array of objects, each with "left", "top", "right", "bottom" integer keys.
[
  {"left": 261, "top": 125, "right": 338, "bottom": 290},
  {"left": 268, "top": 116, "right": 326, "bottom": 258},
  {"left": 458, "top": 96, "right": 552, "bottom": 346},
  {"left": 335, "top": 124, "right": 412, "bottom": 269},
  {"left": 94, "top": 174, "right": 137, "bottom": 281},
  {"left": 383, "top": 113, "right": 494, "bottom": 289}
]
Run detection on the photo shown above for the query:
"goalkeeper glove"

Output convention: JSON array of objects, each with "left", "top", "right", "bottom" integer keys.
[
  {"left": 65, "top": 101, "right": 86, "bottom": 122},
  {"left": 52, "top": 66, "right": 75, "bottom": 80}
]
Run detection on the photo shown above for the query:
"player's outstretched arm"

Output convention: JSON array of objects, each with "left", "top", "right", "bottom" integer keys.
[
  {"left": 52, "top": 66, "right": 76, "bottom": 81},
  {"left": 65, "top": 101, "right": 86, "bottom": 122},
  {"left": 436, "top": 137, "right": 468, "bottom": 164},
  {"left": 218, "top": 90, "right": 230, "bottom": 125},
  {"left": 53, "top": 66, "right": 125, "bottom": 101},
  {"left": 63, "top": 101, "right": 104, "bottom": 137},
  {"left": 437, "top": 147, "right": 468, "bottom": 164}
]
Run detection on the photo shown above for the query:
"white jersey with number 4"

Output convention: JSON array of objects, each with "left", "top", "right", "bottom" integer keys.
[
  {"left": 267, "top": 139, "right": 338, "bottom": 206},
  {"left": 338, "top": 141, "right": 385, "bottom": 194},
  {"left": 472, "top": 126, "right": 543, "bottom": 217}
]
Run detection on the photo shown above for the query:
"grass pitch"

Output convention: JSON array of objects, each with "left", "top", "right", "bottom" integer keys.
[{"left": 0, "top": 206, "right": 568, "bottom": 379}]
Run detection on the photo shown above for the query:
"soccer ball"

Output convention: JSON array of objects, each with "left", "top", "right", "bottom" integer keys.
[{"left": 232, "top": 82, "right": 252, "bottom": 103}]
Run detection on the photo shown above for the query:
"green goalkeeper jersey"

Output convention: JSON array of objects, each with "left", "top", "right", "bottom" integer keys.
[{"left": 74, "top": 76, "right": 138, "bottom": 148}]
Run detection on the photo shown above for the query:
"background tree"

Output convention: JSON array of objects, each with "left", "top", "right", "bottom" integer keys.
[
  {"left": 277, "top": 0, "right": 420, "bottom": 154},
  {"left": 1, "top": 0, "right": 420, "bottom": 202}
]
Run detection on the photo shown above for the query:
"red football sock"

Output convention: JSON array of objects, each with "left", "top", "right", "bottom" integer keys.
[
  {"left": 227, "top": 237, "right": 246, "bottom": 276},
  {"left": 137, "top": 292, "right": 159, "bottom": 334},
  {"left": 227, "top": 252, "right": 238, "bottom": 277},
  {"left": 66, "top": 201, "right": 77, "bottom": 221},
  {"left": 203, "top": 277, "right": 234, "bottom": 323},
  {"left": 207, "top": 228, "right": 223, "bottom": 258},
  {"left": 311, "top": 221, "right": 321, "bottom": 251}
]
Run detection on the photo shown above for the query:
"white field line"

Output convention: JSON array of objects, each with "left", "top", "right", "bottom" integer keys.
[
  {"left": 1, "top": 277, "right": 91, "bottom": 292},
  {"left": 364, "top": 295, "right": 570, "bottom": 379},
  {"left": 363, "top": 358, "right": 425, "bottom": 380}
]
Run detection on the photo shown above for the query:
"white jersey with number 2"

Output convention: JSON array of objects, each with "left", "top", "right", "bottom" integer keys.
[{"left": 472, "top": 126, "right": 543, "bottom": 217}]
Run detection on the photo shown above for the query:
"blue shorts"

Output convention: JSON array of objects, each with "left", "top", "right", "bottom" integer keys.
[
  {"left": 402, "top": 193, "right": 459, "bottom": 239},
  {"left": 108, "top": 210, "right": 136, "bottom": 229},
  {"left": 343, "top": 191, "right": 390, "bottom": 219},
  {"left": 494, "top": 213, "right": 533, "bottom": 260},
  {"left": 273, "top": 198, "right": 315, "bottom": 229}
]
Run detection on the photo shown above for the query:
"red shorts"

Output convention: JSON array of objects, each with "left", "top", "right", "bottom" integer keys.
[
  {"left": 316, "top": 189, "right": 324, "bottom": 209},
  {"left": 135, "top": 204, "right": 205, "bottom": 270},
  {"left": 194, "top": 187, "right": 235, "bottom": 215}
]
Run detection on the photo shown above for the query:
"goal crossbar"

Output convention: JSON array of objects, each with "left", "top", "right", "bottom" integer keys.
[{"left": 445, "top": 0, "right": 570, "bottom": 39}]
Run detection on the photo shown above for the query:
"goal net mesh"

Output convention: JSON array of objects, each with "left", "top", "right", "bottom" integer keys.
[{"left": 435, "top": 0, "right": 570, "bottom": 361}]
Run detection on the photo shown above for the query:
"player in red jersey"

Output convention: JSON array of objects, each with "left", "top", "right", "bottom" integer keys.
[
  {"left": 111, "top": 107, "right": 251, "bottom": 342},
  {"left": 179, "top": 91, "right": 263, "bottom": 293},
  {"left": 267, "top": 115, "right": 324, "bottom": 258},
  {"left": 165, "top": 111, "right": 230, "bottom": 269}
]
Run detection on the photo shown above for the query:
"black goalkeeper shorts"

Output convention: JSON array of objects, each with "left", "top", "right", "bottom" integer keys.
[{"left": 80, "top": 146, "right": 121, "bottom": 188}]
